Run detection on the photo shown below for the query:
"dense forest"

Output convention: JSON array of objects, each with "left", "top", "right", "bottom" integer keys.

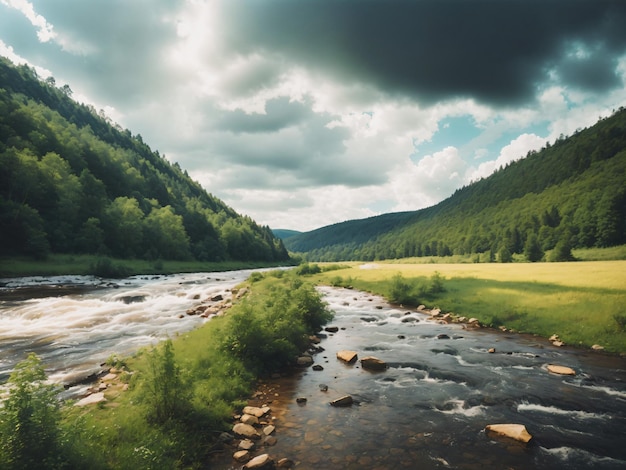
[
  {"left": 286, "top": 107, "right": 626, "bottom": 262},
  {"left": 0, "top": 57, "right": 289, "bottom": 263}
]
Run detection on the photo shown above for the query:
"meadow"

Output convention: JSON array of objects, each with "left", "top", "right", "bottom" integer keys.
[{"left": 312, "top": 260, "right": 626, "bottom": 354}]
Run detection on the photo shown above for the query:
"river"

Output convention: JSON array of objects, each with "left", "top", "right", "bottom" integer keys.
[
  {"left": 217, "top": 285, "right": 626, "bottom": 470},
  {"left": 0, "top": 270, "right": 255, "bottom": 397},
  {"left": 1, "top": 272, "right": 625, "bottom": 469}
]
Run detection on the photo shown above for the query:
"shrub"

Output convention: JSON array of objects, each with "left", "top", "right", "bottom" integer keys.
[
  {"left": 296, "top": 263, "right": 322, "bottom": 275},
  {"left": 90, "top": 257, "right": 131, "bottom": 278},
  {"left": 139, "top": 340, "right": 192, "bottom": 426},
  {"left": 0, "top": 353, "right": 64, "bottom": 469}
]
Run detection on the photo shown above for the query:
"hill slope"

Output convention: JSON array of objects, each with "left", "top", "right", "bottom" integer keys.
[
  {"left": 285, "top": 107, "right": 626, "bottom": 261},
  {"left": 0, "top": 57, "right": 288, "bottom": 262}
]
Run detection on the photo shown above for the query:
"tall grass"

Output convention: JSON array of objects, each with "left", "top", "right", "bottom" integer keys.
[{"left": 315, "top": 260, "right": 626, "bottom": 353}]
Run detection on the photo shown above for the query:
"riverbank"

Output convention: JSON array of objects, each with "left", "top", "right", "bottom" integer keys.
[
  {"left": 311, "top": 260, "right": 626, "bottom": 354},
  {"left": 0, "top": 253, "right": 296, "bottom": 278}
]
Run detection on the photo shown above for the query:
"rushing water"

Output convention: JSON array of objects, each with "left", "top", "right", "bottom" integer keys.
[
  {"left": 217, "top": 286, "right": 626, "bottom": 470},
  {"left": 0, "top": 270, "right": 255, "bottom": 397},
  {"left": 2, "top": 273, "right": 625, "bottom": 469}
]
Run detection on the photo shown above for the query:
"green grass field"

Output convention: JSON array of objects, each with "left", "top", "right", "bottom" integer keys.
[{"left": 314, "top": 260, "right": 626, "bottom": 354}]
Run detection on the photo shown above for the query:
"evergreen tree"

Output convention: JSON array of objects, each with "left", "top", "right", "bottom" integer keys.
[{"left": 524, "top": 233, "right": 544, "bottom": 262}]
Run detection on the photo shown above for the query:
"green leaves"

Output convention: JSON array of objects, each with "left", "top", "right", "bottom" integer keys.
[{"left": 0, "top": 354, "right": 63, "bottom": 469}]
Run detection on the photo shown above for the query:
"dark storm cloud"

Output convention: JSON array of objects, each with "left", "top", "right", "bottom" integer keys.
[{"left": 220, "top": 0, "right": 626, "bottom": 106}]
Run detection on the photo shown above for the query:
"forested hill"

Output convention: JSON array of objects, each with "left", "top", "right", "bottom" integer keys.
[
  {"left": 286, "top": 107, "right": 626, "bottom": 262},
  {"left": 0, "top": 57, "right": 289, "bottom": 262}
]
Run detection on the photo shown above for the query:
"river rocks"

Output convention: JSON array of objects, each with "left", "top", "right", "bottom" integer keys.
[
  {"left": 243, "top": 453, "right": 274, "bottom": 469},
  {"left": 233, "top": 423, "right": 261, "bottom": 440},
  {"left": 337, "top": 350, "right": 358, "bottom": 363},
  {"left": 243, "top": 406, "right": 270, "bottom": 417},
  {"left": 75, "top": 392, "right": 106, "bottom": 406},
  {"left": 241, "top": 414, "right": 259, "bottom": 425},
  {"left": 312, "top": 364, "right": 324, "bottom": 371},
  {"left": 296, "top": 355, "right": 314, "bottom": 366},
  {"left": 263, "top": 425, "right": 276, "bottom": 436},
  {"left": 296, "top": 397, "right": 307, "bottom": 403},
  {"left": 277, "top": 457, "right": 294, "bottom": 468},
  {"left": 547, "top": 364, "right": 576, "bottom": 376},
  {"left": 325, "top": 326, "right": 339, "bottom": 333},
  {"left": 233, "top": 450, "right": 251, "bottom": 463},
  {"left": 592, "top": 344, "right": 605, "bottom": 351},
  {"left": 485, "top": 424, "right": 533, "bottom": 443},
  {"left": 239, "top": 439, "right": 256, "bottom": 450},
  {"left": 330, "top": 395, "right": 354, "bottom": 407},
  {"left": 360, "top": 356, "right": 387, "bottom": 371}
]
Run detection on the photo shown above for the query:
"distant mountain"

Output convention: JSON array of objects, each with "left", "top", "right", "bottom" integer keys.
[
  {"left": 0, "top": 57, "right": 289, "bottom": 262},
  {"left": 285, "top": 107, "right": 626, "bottom": 261},
  {"left": 272, "top": 229, "right": 302, "bottom": 240}
]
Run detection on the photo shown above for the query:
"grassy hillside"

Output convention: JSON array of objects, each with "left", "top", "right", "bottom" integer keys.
[
  {"left": 0, "top": 57, "right": 288, "bottom": 264},
  {"left": 286, "top": 107, "right": 626, "bottom": 262}
]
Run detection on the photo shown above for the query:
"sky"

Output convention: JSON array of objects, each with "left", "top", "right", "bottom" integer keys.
[{"left": 1, "top": 0, "right": 625, "bottom": 232}]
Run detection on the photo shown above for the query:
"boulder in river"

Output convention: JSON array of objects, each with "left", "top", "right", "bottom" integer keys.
[
  {"left": 547, "top": 364, "right": 576, "bottom": 376},
  {"left": 233, "top": 450, "right": 251, "bottom": 463},
  {"left": 330, "top": 395, "right": 354, "bottom": 407},
  {"left": 243, "top": 453, "right": 274, "bottom": 469},
  {"left": 337, "top": 350, "right": 358, "bottom": 364},
  {"left": 485, "top": 424, "right": 533, "bottom": 443},
  {"left": 360, "top": 356, "right": 387, "bottom": 371}
]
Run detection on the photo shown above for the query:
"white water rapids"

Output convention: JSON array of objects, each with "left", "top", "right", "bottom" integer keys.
[{"left": 0, "top": 270, "right": 259, "bottom": 396}]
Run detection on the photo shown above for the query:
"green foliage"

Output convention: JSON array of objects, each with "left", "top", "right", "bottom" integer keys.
[
  {"left": 0, "top": 57, "right": 289, "bottom": 264},
  {"left": 549, "top": 238, "right": 576, "bottom": 262},
  {"left": 0, "top": 354, "right": 64, "bottom": 469},
  {"left": 220, "top": 274, "right": 333, "bottom": 372},
  {"left": 388, "top": 272, "right": 447, "bottom": 306},
  {"left": 614, "top": 312, "right": 626, "bottom": 332},
  {"left": 296, "top": 262, "right": 322, "bottom": 275},
  {"left": 524, "top": 233, "right": 544, "bottom": 262},
  {"left": 286, "top": 108, "right": 626, "bottom": 262},
  {"left": 90, "top": 257, "right": 131, "bottom": 278},
  {"left": 139, "top": 340, "right": 192, "bottom": 427}
]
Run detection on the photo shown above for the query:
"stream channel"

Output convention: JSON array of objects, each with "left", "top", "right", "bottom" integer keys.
[{"left": 1, "top": 270, "right": 625, "bottom": 469}]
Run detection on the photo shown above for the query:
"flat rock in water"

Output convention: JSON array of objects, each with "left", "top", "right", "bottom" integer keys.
[
  {"left": 330, "top": 395, "right": 354, "bottom": 407},
  {"left": 244, "top": 453, "right": 274, "bottom": 469},
  {"left": 547, "top": 364, "right": 576, "bottom": 376},
  {"left": 337, "top": 350, "right": 358, "bottom": 364},
  {"left": 485, "top": 424, "right": 533, "bottom": 443},
  {"left": 360, "top": 356, "right": 387, "bottom": 371}
]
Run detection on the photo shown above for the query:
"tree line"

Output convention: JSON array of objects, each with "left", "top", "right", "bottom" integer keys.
[
  {"left": 0, "top": 57, "right": 288, "bottom": 263},
  {"left": 286, "top": 107, "right": 626, "bottom": 262}
]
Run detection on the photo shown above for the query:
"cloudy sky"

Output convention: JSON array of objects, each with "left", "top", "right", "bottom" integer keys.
[{"left": 1, "top": 0, "right": 625, "bottom": 232}]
